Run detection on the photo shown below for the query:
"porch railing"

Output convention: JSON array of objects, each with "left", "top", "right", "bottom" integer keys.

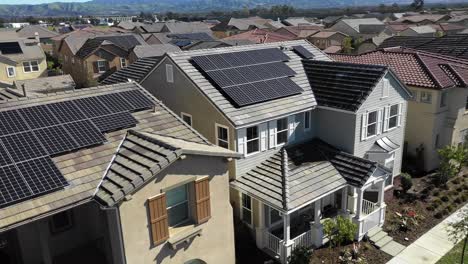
[
  {"left": 362, "top": 199, "right": 378, "bottom": 215},
  {"left": 292, "top": 229, "right": 314, "bottom": 250},
  {"left": 264, "top": 231, "right": 283, "bottom": 256}
]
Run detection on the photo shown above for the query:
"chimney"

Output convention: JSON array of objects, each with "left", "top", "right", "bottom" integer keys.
[{"left": 34, "top": 32, "right": 40, "bottom": 46}]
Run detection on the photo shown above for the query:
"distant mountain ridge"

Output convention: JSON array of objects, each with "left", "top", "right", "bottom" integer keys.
[{"left": 0, "top": 0, "right": 467, "bottom": 17}]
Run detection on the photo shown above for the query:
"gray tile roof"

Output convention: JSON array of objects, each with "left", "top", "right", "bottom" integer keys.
[
  {"left": 16, "top": 25, "right": 59, "bottom": 39},
  {"left": 303, "top": 60, "right": 388, "bottom": 112},
  {"left": 0, "top": 82, "right": 221, "bottom": 230},
  {"left": 131, "top": 44, "right": 180, "bottom": 59},
  {"left": 101, "top": 57, "right": 160, "bottom": 85},
  {"left": 95, "top": 130, "right": 238, "bottom": 206},
  {"left": 231, "top": 139, "right": 377, "bottom": 211},
  {"left": 14, "top": 75, "right": 75, "bottom": 95},
  {"left": 165, "top": 40, "right": 331, "bottom": 127},
  {"left": 76, "top": 34, "right": 147, "bottom": 59},
  {"left": 0, "top": 40, "right": 45, "bottom": 63}
]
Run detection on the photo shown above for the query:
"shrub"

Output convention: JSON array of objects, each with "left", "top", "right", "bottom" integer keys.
[
  {"left": 394, "top": 208, "right": 423, "bottom": 232},
  {"left": 426, "top": 205, "right": 435, "bottom": 211},
  {"left": 288, "top": 246, "right": 312, "bottom": 264},
  {"left": 456, "top": 187, "right": 463, "bottom": 192},
  {"left": 433, "top": 190, "right": 440, "bottom": 197},
  {"left": 447, "top": 205, "right": 454, "bottom": 212},
  {"left": 441, "top": 196, "right": 449, "bottom": 202},
  {"left": 401, "top": 173, "right": 413, "bottom": 193},
  {"left": 435, "top": 212, "right": 443, "bottom": 219},
  {"left": 433, "top": 198, "right": 442, "bottom": 208},
  {"left": 323, "top": 216, "right": 358, "bottom": 248},
  {"left": 452, "top": 178, "right": 461, "bottom": 185},
  {"left": 339, "top": 243, "right": 368, "bottom": 264}
]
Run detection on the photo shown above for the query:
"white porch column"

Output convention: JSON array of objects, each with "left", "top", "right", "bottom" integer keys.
[
  {"left": 282, "top": 213, "right": 293, "bottom": 264},
  {"left": 356, "top": 188, "right": 364, "bottom": 220},
  {"left": 255, "top": 203, "right": 266, "bottom": 249},
  {"left": 340, "top": 187, "right": 348, "bottom": 215},
  {"left": 377, "top": 180, "right": 387, "bottom": 226},
  {"left": 311, "top": 200, "right": 323, "bottom": 247},
  {"left": 347, "top": 187, "right": 358, "bottom": 214}
]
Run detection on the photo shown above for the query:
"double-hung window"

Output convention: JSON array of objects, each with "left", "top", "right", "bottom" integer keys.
[
  {"left": 120, "top": 58, "right": 127, "bottom": 68},
  {"left": 246, "top": 126, "right": 259, "bottom": 154},
  {"left": 241, "top": 193, "right": 252, "bottom": 226},
  {"left": 304, "top": 111, "right": 311, "bottom": 131},
  {"left": 97, "top": 60, "right": 107, "bottom": 73},
  {"left": 276, "top": 118, "right": 288, "bottom": 145},
  {"left": 366, "top": 110, "right": 378, "bottom": 138},
  {"left": 216, "top": 124, "right": 229, "bottom": 149},
  {"left": 6, "top": 66, "right": 15, "bottom": 78},
  {"left": 387, "top": 104, "right": 399, "bottom": 130},
  {"left": 421, "top": 91, "right": 432, "bottom": 104},
  {"left": 23, "top": 61, "right": 39, "bottom": 73},
  {"left": 166, "top": 184, "right": 189, "bottom": 227}
]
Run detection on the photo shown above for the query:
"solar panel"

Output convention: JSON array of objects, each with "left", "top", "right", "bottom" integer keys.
[
  {"left": 0, "top": 110, "right": 29, "bottom": 136},
  {"left": 64, "top": 120, "right": 106, "bottom": 148},
  {"left": 16, "top": 157, "right": 68, "bottom": 195},
  {"left": 119, "top": 90, "right": 155, "bottom": 111},
  {"left": 293, "top": 46, "right": 314, "bottom": 59},
  {"left": 0, "top": 42, "right": 22, "bottom": 54},
  {"left": 0, "top": 164, "right": 32, "bottom": 207},
  {"left": 74, "top": 96, "right": 112, "bottom": 118},
  {"left": 91, "top": 112, "right": 138, "bottom": 133},
  {"left": 47, "top": 100, "right": 87, "bottom": 123},
  {"left": 34, "top": 125, "right": 79, "bottom": 156},
  {"left": 0, "top": 144, "right": 12, "bottom": 167},
  {"left": 18, "top": 105, "right": 60, "bottom": 129},
  {"left": 0, "top": 131, "right": 47, "bottom": 162},
  {"left": 97, "top": 93, "right": 134, "bottom": 112}
]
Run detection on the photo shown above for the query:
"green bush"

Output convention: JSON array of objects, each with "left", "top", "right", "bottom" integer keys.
[
  {"left": 433, "top": 190, "right": 440, "bottom": 197},
  {"left": 441, "top": 196, "right": 449, "bottom": 202},
  {"left": 433, "top": 198, "right": 442, "bottom": 208},
  {"left": 452, "top": 178, "right": 461, "bottom": 185},
  {"left": 323, "top": 216, "right": 357, "bottom": 248},
  {"left": 401, "top": 173, "right": 413, "bottom": 193},
  {"left": 288, "top": 246, "right": 312, "bottom": 264},
  {"left": 426, "top": 205, "right": 435, "bottom": 211},
  {"left": 447, "top": 205, "right": 454, "bottom": 212}
]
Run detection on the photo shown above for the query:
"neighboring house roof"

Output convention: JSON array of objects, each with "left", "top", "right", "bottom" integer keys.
[
  {"left": 0, "top": 29, "right": 20, "bottom": 42},
  {"left": 266, "top": 20, "right": 285, "bottom": 29},
  {"left": 228, "top": 17, "right": 272, "bottom": 31},
  {"left": 303, "top": 60, "right": 390, "bottom": 112},
  {"left": 221, "top": 39, "right": 256, "bottom": 46},
  {"left": 448, "top": 14, "right": 468, "bottom": 23},
  {"left": 396, "top": 14, "right": 448, "bottom": 23},
  {"left": 13, "top": 75, "right": 75, "bottom": 95},
  {"left": 222, "top": 29, "right": 295, "bottom": 44},
  {"left": 310, "top": 31, "right": 347, "bottom": 39},
  {"left": 435, "top": 23, "right": 466, "bottom": 32},
  {"left": 0, "top": 40, "right": 45, "bottom": 64},
  {"left": 168, "top": 32, "right": 214, "bottom": 42},
  {"left": 283, "top": 17, "right": 313, "bottom": 27},
  {"left": 386, "top": 23, "right": 412, "bottom": 33},
  {"left": 231, "top": 138, "right": 379, "bottom": 211},
  {"left": 379, "top": 35, "right": 468, "bottom": 60},
  {"left": 403, "top": 25, "right": 436, "bottom": 34},
  {"left": 139, "top": 23, "right": 166, "bottom": 33},
  {"left": 331, "top": 47, "right": 468, "bottom": 89},
  {"left": 322, "top": 16, "right": 343, "bottom": 25},
  {"left": 101, "top": 57, "right": 160, "bottom": 85},
  {"left": 76, "top": 34, "right": 147, "bottom": 59},
  {"left": 0, "top": 82, "right": 228, "bottom": 230},
  {"left": 95, "top": 130, "right": 238, "bottom": 206},
  {"left": 182, "top": 40, "right": 231, "bottom": 50},
  {"left": 337, "top": 18, "right": 384, "bottom": 33},
  {"left": 277, "top": 25, "right": 323, "bottom": 38},
  {"left": 162, "top": 40, "right": 330, "bottom": 126},
  {"left": 117, "top": 21, "right": 145, "bottom": 30},
  {"left": 131, "top": 44, "right": 180, "bottom": 59},
  {"left": 163, "top": 21, "right": 213, "bottom": 34},
  {"left": 16, "top": 25, "right": 59, "bottom": 39},
  {"left": 323, "top": 45, "right": 342, "bottom": 53}
]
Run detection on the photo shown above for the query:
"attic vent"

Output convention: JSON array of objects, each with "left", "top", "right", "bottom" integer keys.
[{"left": 293, "top": 45, "right": 314, "bottom": 59}]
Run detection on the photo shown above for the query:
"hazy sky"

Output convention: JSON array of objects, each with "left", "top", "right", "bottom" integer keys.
[{"left": 0, "top": 0, "right": 88, "bottom": 4}]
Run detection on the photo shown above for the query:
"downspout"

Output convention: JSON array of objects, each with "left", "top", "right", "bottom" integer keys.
[{"left": 95, "top": 201, "right": 127, "bottom": 264}]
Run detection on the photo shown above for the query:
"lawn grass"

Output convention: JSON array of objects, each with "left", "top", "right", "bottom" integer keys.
[{"left": 436, "top": 240, "right": 467, "bottom": 264}]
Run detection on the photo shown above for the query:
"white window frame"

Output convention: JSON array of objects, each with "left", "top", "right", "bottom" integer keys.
[
  {"left": 97, "top": 60, "right": 107, "bottom": 73},
  {"left": 384, "top": 153, "right": 395, "bottom": 188},
  {"left": 181, "top": 112, "right": 192, "bottom": 127},
  {"left": 304, "top": 111, "right": 311, "bottom": 131},
  {"left": 275, "top": 117, "right": 288, "bottom": 146},
  {"left": 23, "top": 60, "right": 39, "bottom": 73},
  {"left": 246, "top": 125, "right": 260, "bottom": 156},
  {"left": 215, "top": 123, "right": 229, "bottom": 149},
  {"left": 120, "top": 58, "right": 126, "bottom": 68},
  {"left": 386, "top": 104, "right": 400, "bottom": 131},
  {"left": 166, "top": 184, "right": 190, "bottom": 228},
  {"left": 6, "top": 66, "right": 15, "bottom": 78},
  {"left": 267, "top": 206, "right": 282, "bottom": 227},
  {"left": 241, "top": 193, "right": 253, "bottom": 227},
  {"left": 420, "top": 91, "right": 432, "bottom": 104},
  {"left": 362, "top": 109, "right": 381, "bottom": 140},
  {"left": 166, "top": 64, "right": 174, "bottom": 83}
]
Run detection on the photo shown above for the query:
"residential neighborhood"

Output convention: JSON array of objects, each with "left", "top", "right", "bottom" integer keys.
[{"left": 0, "top": 3, "right": 468, "bottom": 264}]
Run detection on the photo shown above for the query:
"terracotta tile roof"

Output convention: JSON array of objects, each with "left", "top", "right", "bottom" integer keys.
[
  {"left": 331, "top": 47, "right": 468, "bottom": 89},
  {"left": 222, "top": 29, "right": 295, "bottom": 44}
]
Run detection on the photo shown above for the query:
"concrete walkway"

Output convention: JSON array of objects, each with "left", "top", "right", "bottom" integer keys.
[{"left": 387, "top": 203, "right": 468, "bottom": 264}]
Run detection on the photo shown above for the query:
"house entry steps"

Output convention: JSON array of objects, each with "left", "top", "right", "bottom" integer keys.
[{"left": 368, "top": 227, "right": 406, "bottom": 257}]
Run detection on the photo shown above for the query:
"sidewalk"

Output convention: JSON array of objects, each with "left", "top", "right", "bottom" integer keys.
[{"left": 386, "top": 203, "right": 467, "bottom": 264}]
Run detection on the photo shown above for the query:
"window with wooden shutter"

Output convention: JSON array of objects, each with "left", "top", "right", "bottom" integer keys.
[
  {"left": 194, "top": 178, "right": 211, "bottom": 224},
  {"left": 148, "top": 194, "right": 169, "bottom": 245}
]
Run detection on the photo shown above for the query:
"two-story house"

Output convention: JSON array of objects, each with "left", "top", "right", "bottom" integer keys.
[
  {"left": 0, "top": 82, "right": 239, "bottom": 264},
  {"left": 0, "top": 40, "right": 47, "bottom": 87},
  {"left": 137, "top": 40, "right": 410, "bottom": 262},
  {"left": 332, "top": 47, "right": 468, "bottom": 172}
]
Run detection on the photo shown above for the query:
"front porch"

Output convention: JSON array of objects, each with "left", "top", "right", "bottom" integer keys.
[{"left": 257, "top": 181, "right": 387, "bottom": 263}]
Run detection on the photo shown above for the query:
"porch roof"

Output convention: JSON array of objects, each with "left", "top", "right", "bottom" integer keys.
[
  {"left": 231, "top": 139, "right": 378, "bottom": 211},
  {"left": 368, "top": 137, "right": 400, "bottom": 153}
]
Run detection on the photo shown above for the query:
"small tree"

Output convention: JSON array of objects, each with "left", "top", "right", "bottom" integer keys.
[
  {"left": 342, "top": 37, "right": 353, "bottom": 54},
  {"left": 323, "top": 216, "right": 357, "bottom": 248},
  {"left": 288, "top": 246, "right": 312, "bottom": 264},
  {"left": 437, "top": 145, "right": 468, "bottom": 185},
  {"left": 447, "top": 208, "right": 468, "bottom": 264},
  {"left": 400, "top": 173, "right": 413, "bottom": 193}
]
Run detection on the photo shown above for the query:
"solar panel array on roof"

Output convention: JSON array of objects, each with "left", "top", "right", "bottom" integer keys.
[
  {"left": 192, "top": 48, "right": 303, "bottom": 107},
  {"left": 0, "top": 42, "right": 22, "bottom": 54},
  {"left": 0, "top": 89, "right": 155, "bottom": 208},
  {"left": 293, "top": 45, "right": 314, "bottom": 59}
]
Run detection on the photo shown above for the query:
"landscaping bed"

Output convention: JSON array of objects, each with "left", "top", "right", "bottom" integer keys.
[
  {"left": 310, "top": 241, "right": 392, "bottom": 264},
  {"left": 383, "top": 173, "right": 468, "bottom": 246}
]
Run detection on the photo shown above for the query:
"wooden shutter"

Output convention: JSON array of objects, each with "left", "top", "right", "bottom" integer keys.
[
  {"left": 361, "top": 113, "right": 368, "bottom": 141},
  {"left": 377, "top": 109, "right": 383, "bottom": 135},
  {"left": 382, "top": 79, "right": 389, "bottom": 98},
  {"left": 195, "top": 178, "right": 211, "bottom": 224},
  {"left": 259, "top": 123, "right": 268, "bottom": 151},
  {"left": 269, "top": 120, "right": 277, "bottom": 148},
  {"left": 383, "top": 105, "right": 389, "bottom": 132},
  {"left": 148, "top": 194, "right": 169, "bottom": 246},
  {"left": 398, "top": 102, "right": 403, "bottom": 127},
  {"left": 92, "top": 61, "right": 99, "bottom": 73},
  {"left": 237, "top": 128, "right": 246, "bottom": 155}
]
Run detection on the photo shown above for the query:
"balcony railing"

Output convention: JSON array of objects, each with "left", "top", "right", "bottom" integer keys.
[
  {"left": 264, "top": 231, "right": 282, "bottom": 256},
  {"left": 292, "top": 229, "right": 314, "bottom": 250},
  {"left": 362, "top": 199, "right": 378, "bottom": 215}
]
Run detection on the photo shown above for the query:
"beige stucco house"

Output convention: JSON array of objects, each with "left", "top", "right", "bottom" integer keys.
[
  {"left": 333, "top": 47, "right": 468, "bottom": 172},
  {"left": 0, "top": 82, "right": 239, "bottom": 264}
]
